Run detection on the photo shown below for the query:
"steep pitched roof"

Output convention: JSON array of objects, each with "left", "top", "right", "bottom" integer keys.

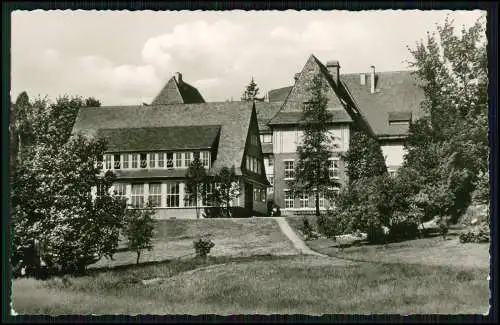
[
  {"left": 151, "top": 76, "right": 205, "bottom": 105},
  {"left": 96, "top": 125, "right": 221, "bottom": 152},
  {"left": 268, "top": 86, "right": 292, "bottom": 102},
  {"left": 268, "top": 110, "right": 352, "bottom": 126},
  {"left": 255, "top": 101, "right": 283, "bottom": 132},
  {"left": 341, "top": 71, "right": 425, "bottom": 138},
  {"left": 73, "top": 102, "right": 255, "bottom": 175}
]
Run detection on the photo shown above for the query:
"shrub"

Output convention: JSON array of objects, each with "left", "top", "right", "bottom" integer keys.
[
  {"left": 388, "top": 211, "right": 420, "bottom": 242},
  {"left": 193, "top": 235, "right": 215, "bottom": 261},
  {"left": 301, "top": 217, "right": 318, "bottom": 240},
  {"left": 123, "top": 205, "right": 155, "bottom": 265},
  {"left": 459, "top": 223, "right": 489, "bottom": 243},
  {"left": 316, "top": 211, "right": 348, "bottom": 239}
]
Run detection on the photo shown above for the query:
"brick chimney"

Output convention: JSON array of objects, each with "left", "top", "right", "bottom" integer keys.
[
  {"left": 326, "top": 60, "right": 340, "bottom": 84},
  {"left": 174, "top": 72, "right": 183, "bottom": 84},
  {"left": 370, "top": 66, "right": 375, "bottom": 94}
]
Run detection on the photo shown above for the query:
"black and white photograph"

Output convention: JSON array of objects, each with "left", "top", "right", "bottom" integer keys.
[{"left": 7, "top": 7, "right": 492, "bottom": 317}]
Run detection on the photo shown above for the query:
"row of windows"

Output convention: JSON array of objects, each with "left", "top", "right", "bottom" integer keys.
[
  {"left": 283, "top": 158, "right": 340, "bottom": 180},
  {"left": 246, "top": 155, "right": 261, "bottom": 174},
  {"left": 100, "top": 151, "right": 210, "bottom": 170},
  {"left": 283, "top": 190, "right": 339, "bottom": 209},
  {"left": 250, "top": 134, "right": 260, "bottom": 146},
  {"left": 110, "top": 182, "right": 215, "bottom": 209}
]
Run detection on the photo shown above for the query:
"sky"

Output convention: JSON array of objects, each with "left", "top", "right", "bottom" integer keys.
[{"left": 11, "top": 10, "right": 485, "bottom": 105}]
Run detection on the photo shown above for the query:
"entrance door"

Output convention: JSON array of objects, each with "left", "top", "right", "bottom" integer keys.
[{"left": 245, "top": 182, "right": 253, "bottom": 214}]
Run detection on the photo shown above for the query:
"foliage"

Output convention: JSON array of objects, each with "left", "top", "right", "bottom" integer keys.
[
  {"left": 85, "top": 97, "right": 101, "bottom": 107},
  {"left": 241, "top": 77, "right": 264, "bottom": 101},
  {"left": 185, "top": 157, "right": 208, "bottom": 218},
  {"left": 301, "top": 217, "right": 317, "bottom": 240},
  {"left": 316, "top": 212, "right": 348, "bottom": 240},
  {"left": 403, "top": 15, "right": 487, "bottom": 223},
  {"left": 10, "top": 93, "right": 125, "bottom": 275},
  {"left": 459, "top": 223, "right": 489, "bottom": 243},
  {"left": 123, "top": 204, "right": 155, "bottom": 265},
  {"left": 334, "top": 175, "right": 393, "bottom": 243},
  {"left": 193, "top": 235, "right": 215, "bottom": 261},
  {"left": 290, "top": 73, "right": 336, "bottom": 216},
  {"left": 344, "top": 128, "right": 387, "bottom": 183},
  {"left": 206, "top": 166, "right": 241, "bottom": 218}
]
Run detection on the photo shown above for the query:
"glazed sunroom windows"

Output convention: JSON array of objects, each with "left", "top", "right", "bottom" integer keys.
[{"left": 103, "top": 151, "right": 211, "bottom": 171}]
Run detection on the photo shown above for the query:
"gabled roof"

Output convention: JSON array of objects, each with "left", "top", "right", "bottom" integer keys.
[
  {"left": 268, "top": 110, "right": 352, "bottom": 126},
  {"left": 96, "top": 125, "right": 221, "bottom": 152},
  {"left": 151, "top": 76, "right": 205, "bottom": 105},
  {"left": 268, "top": 86, "right": 292, "bottom": 102},
  {"left": 255, "top": 101, "right": 283, "bottom": 132},
  {"left": 73, "top": 102, "right": 255, "bottom": 175},
  {"left": 341, "top": 71, "right": 425, "bottom": 137}
]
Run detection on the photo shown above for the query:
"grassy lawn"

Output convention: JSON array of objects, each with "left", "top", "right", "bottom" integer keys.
[
  {"left": 12, "top": 254, "right": 489, "bottom": 315},
  {"left": 91, "top": 218, "right": 297, "bottom": 269}
]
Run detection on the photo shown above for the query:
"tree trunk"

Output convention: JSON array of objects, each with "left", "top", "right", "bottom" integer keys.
[
  {"left": 136, "top": 251, "right": 141, "bottom": 265},
  {"left": 315, "top": 192, "right": 320, "bottom": 216}
]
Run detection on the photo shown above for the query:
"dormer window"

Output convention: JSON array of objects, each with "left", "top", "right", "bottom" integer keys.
[
  {"left": 261, "top": 134, "right": 272, "bottom": 143},
  {"left": 388, "top": 111, "right": 412, "bottom": 126}
]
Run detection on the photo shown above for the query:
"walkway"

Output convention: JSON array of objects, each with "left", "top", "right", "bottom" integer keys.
[{"left": 271, "top": 217, "right": 328, "bottom": 257}]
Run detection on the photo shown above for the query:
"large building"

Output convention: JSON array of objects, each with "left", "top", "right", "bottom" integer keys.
[
  {"left": 72, "top": 54, "right": 424, "bottom": 218},
  {"left": 257, "top": 54, "right": 425, "bottom": 212},
  {"left": 73, "top": 73, "right": 270, "bottom": 219}
]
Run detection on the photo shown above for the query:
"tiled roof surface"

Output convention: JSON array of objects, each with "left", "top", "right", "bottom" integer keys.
[
  {"left": 73, "top": 102, "right": 255, "bottom": 175},
  {"left": 268, "top": 86, "right": 292, "bottom": 102},
  {"left": 255, "top": 101, "right": 283, "bottom": 132},
  {"left": 340, "top": 71, "right": 425, "bottom": 137},
  {"left": 151, "top": 77, "right": 205, "bottom": 105},
  {"left": 268, "top": 110, "right": 352, "bottom": 126},
  {"left": 96, "top": 125, "right": 220, "bottom": 152}
]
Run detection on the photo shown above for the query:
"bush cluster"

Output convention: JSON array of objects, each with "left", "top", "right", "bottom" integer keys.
[
  {"left": 193, "top": 236, "right": 215, "bottom": 260},
  {"left": 459, "top": 223, "right": 489, "bottom": 243}
]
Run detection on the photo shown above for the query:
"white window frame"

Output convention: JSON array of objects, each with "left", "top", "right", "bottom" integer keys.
[
  {"left": 184, "top": 152, "right": 192, "bottom": 168},
  {"left": 262, "top": 134, "right": 272, "bottom": 143},
  {"left": 202, "top": 151, "right": 210, "bottom": 168},
  {"left": 284, "top": 190, "right": 294, "bottom": 209},
  {"left": 131, "top": 183, "right": 145, "bottom": 208},
  {"left": 284, "top": 159, "right": 295, "bottom": 180},
  {"left": 158, "top": 152, "right": 165, "bottom": 168},
  {"left": 166, "top": 182, "right": 180, "bottom": 207},
  {"left": 104, "top": 154, "right": 113, "bottom": 170},
  {"left": 113, "top": 154, "right": 121, "bottom": 169},
  {"left": 329, "top": 157, "right": 340, "bottom": 179},
  {"left": 122, "top": 154, "right": 130, "bottom": 169},
  {"left": 131, "top": 154, "right": 139, "bottom": 169},
  {"left": 299, "top": 193, "right": 309, "bottom": 209},
  {"left": 148, "top": 183, "right": 162, "bottom": 207},
  {"left": 175, "top": 152, "right": 183, "bottom": 168},
  {"left": 113, "top": 183, "right": 128, "bottom": 201},
  {"left": 149, "top": 153, "right": 157, "bottom": 169}
]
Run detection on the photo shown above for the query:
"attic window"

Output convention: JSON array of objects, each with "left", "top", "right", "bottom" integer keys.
[{"left": 389, "top": 120, "right": 410, "bottom": 126}]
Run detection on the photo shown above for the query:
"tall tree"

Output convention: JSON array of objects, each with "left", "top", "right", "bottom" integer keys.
[
  {"left": 402, "top": 15, "right": 487, "bottom": 222},
  {"left": 241, "top": 77, "right": 264, "bottom": 102},
  {"left": 185, "top": 157, "right": 208, "bottom": 219},
  {"left": 210, "top": 166, "right": 241, "bottom": 218},
  {"left": 290, "top": 74, "right": 335, "bottom": 216}
]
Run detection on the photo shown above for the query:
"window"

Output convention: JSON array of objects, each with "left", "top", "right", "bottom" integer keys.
[
  {"left": 250, "top": 134, "right": 259, "bottom": 146},
  {"left": 104, "top": 154, "right": 112, "bottom": 170},
  {"left": 166, "top": 182, "right": 180, "bottom": 207},
  {"left": 166, "top": 153, "right": 174, "bottom": 168},
  {"left": 329, "top": 158, "right": 340, "bottom": 179},
  {"left": 389, "top": 120, "right": 410, "bottom": 126},
  {"left": 113, "top": 154, "right": 121, "bottom": 169},
  {"left": 202, "top": 152, "right": 210, "bottom": 167},
  {"left": 284, "top": 190, "right": 294, "bottom": 208},
  {"left": 254, "top": 188, "right": 265, "bottom": 202},
  {"left": 184, "top": 186, "right": 198, "bottom": 207},
  {"left": 284, "top": 160, "right": 295, "bottom": 179},
  {"left": 140, "top": 153, "right": 147, "bottom": 168},
  {"left": 148, "top": 183, "right": 162, "bottom": 207},
  {"left": 262, "top": 134, "right": 272, "bottom": 143},
  {"left": 268, "top": 158, "right": 274, "bottom": 167},
  {"left": 193, "top": 152, "right": 200, "bottom": 160},
  {"left": 131, "top": 183, "right": 145, "bottom": 208},
  {"left": 158, "top": 152, "right": 165, "bottom": 168},
  {"left": 268, "top": 175, "right": 274, "bottom": 186},
  {"left": 122, "top": 154, "right": 129, "bottom": 169},
  {"left": 149, "top": 153, "right": 156, "bottom": 168},
  {"left": 184, "top": 152, "right": 192, "bottom": 167},
  {"left": 131, "top": 154, "right": 139, "bottom": 169},
  {"left": 202, "top": 183, "right": 214, "bottom": 206},
  {"left": 175, "top": 152, "right": 183, "bottom": 168},
  {"left": 113, "top": 183, "right": 127, "bottom": 201},
  {"left": 299, "top": 193, "right": 309, "bottom": 209},
  {"left": 389, "top": 169, "right": 397, "bottom": 178},
  {"left": 319, "top": 192, "right": 325, "bottom": 208}
]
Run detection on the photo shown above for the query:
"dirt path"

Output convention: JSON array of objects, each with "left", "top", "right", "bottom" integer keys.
[{"left": 272, "top": 217, "right": 328, "bottom": 257}]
